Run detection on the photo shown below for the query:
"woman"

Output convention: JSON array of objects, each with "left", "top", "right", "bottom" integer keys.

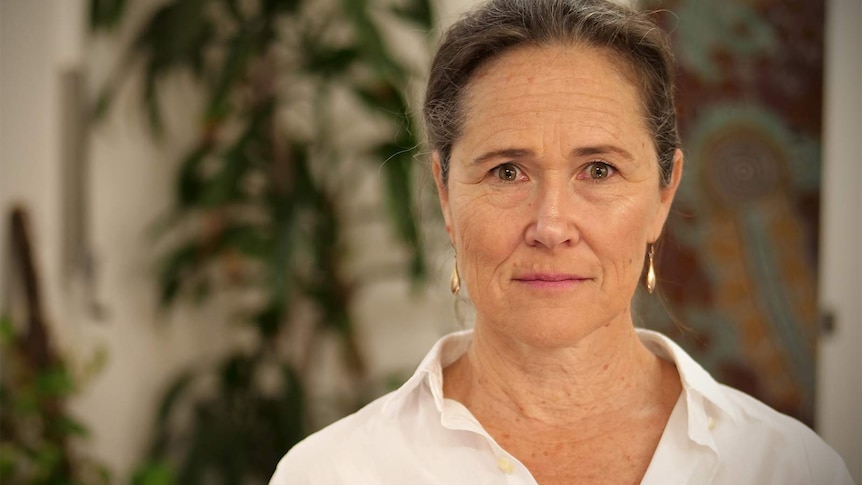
[{"left": 270, "top": 0, "right": 854, "bottom": 483}]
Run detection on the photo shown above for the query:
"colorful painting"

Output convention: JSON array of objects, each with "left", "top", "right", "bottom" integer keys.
[{"left": 638, "top": 0, "right": 825, "bottom": 424}]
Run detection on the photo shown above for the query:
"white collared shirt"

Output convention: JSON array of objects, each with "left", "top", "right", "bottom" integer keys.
[{"left": 269, "top": 329, "right": 854, "bottom": 484}]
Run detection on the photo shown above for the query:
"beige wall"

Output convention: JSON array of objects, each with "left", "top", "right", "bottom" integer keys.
[
  {"left": 0, "top": 0, "right": 858, "bottom": 482},
  {"left": 817, "top": 0, "right": 862, "bottom": 481}
]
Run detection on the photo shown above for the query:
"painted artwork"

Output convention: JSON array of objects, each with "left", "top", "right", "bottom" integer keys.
[{"left": 638, "top": 0, "right": 825, "bottom": 424}]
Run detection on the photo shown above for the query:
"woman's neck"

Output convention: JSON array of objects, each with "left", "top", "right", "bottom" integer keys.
[{"left": 442, "top": 316, "right": 678, "bottom": 430}]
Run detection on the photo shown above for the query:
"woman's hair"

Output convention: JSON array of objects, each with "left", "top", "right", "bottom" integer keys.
[{"left": 424, "top": 0, "right": 679, "bottom": 188}]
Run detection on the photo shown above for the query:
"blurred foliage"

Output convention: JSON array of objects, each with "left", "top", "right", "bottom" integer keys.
[
  {"left": 0, "top": 314, "right": 111, "bottom": 485},
  {"left": 90, "top": 0, "right": 434, "bottom": 483}
]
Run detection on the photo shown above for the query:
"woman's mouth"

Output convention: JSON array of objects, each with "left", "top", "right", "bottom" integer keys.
[{"left": 513, "top": 273, "right": 589, "bottom": 289}]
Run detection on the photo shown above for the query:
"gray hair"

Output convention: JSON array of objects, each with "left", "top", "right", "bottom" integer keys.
[{"left": 424, "top": 0, "right": 679, "bottom": 187}]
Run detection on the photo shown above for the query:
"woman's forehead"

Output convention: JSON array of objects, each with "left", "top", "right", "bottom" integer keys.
[{"left": 456, "top": 44, "right": 651, "bottom": 154}]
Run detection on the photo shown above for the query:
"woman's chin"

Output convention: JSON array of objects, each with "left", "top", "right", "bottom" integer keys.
[{"left": 476, "top": 309, "right": 622, "bottom": 350}]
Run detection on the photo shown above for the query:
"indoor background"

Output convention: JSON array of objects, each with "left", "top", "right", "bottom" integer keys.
[{"left": 1, "top": 0, "right": 859, "bottom": 484}]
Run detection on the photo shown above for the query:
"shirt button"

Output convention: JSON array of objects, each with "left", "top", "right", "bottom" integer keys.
[
  {"left": 708, "top": 416, "right": 716, "bottom": 430},
  {"left": 497, "top": 456, "right": 514, "bottom": 474}
]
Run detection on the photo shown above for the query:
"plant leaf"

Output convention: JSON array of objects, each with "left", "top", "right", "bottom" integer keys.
[
  {"left": 340, "top": 0, "right": 402, "bottom": 79},
  {"left": 204, "top": 21, "right": 260, "bottom": 123},
  {"left": 131, "top": 460, "right": 177, "bottom": 485},
  {"left": 158, "top": 244, "right": 201, "bottom": 307},
  {"left": 89, "top": 0, "right": 127, "bottom": 31},
  {"left": 262, "top": 0, "right": 301, "bottom": 15},
  {"left": 390, "top": 0, "right": 433, "bottom": 30},
  {"left": 304, "top": 47, "right": 361, "bottom": 77},
  {"left": 176, "top": 144, "right": 213, "bottom": 207},
  {"left": 133, "top": 0, "right": 215, "bottom": 134}
]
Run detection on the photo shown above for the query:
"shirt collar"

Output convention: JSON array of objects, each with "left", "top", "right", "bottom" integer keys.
[
  {"left": 635, "top": 328, "right": 741, "bottom": 419},
  {"left": 383, "top": 328, "right": 739, "bottom": 449},
  {"left": 636, "top": 328, "right": 741, "bottom": 453},
  {"left": 382, "top": 329, "right": 472, "bottom": 415}
]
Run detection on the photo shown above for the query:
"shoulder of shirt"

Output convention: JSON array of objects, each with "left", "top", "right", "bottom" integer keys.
[
  {"left": 636, "top": 328, "right": 853, "bottom": 483},
  {"left": 269, "top": 391, "right": 395, "bottom": 484},
  {"left": 713, "top": 383, "right": 854, "bottom": 483},
  {"left": 636, "top": 328, "right": 824, "bottom": 437},
  {"left": 269, "top": 330, "right": 472, "bottom": 485},
  {"left": 716, "top": 382, "right": 852, "bottom": 482}
]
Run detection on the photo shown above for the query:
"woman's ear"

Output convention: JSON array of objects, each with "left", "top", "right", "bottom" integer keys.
[
  {"left": 664, "top": 149, "right": 684, "bottom": 202},
  {"left": 651, "top": 149, "right": 684, "bottom": 241},
  {"left": 432, "top": 151, "right": 453, "bottom": 239}
]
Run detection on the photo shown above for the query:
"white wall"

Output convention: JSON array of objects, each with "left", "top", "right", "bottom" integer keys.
[
  {"left": 1, "top": 0, "right": 859, "bottom": 481},
  {"left": 0, "top": 0, "right": 66, "bottom": 323},
  {"left": 817, "top": 0, "right": 862, "bottom": 481}
]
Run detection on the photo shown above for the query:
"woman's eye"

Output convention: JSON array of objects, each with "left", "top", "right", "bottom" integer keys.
[
  {"left": 494, "top": 163, "right": 520, "bottom": 182},
  {"left": 586, "top": 162, "right": 614, "bottom": 180}
]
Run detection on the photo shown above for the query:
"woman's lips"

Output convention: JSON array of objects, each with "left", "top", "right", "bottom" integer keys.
[{"left": 513, "top": 273, "right": 588, "bottom": 289}]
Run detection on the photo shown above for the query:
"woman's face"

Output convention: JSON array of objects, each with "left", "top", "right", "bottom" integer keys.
[{"left": 434, "top": 43, "right": 682, "bottom": 348}]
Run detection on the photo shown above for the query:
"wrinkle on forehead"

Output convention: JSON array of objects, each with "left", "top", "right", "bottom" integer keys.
[{"left": 456, "top": 43, "right": 652, "bottom": 154}]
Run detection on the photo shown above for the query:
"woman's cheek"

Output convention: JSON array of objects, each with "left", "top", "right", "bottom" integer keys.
[
  {"left": 452, "top": 196, "right": 517, "bottom": 275},
  {"left": 586, "top": 195, "right": 655, "bottom": 270},
  {"left": 452, "top": 200, "right": 498, "bottom": 253}
]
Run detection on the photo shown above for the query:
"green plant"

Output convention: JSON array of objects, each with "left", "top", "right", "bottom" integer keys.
[
  {"left": 0, "top": 318, "right": 110, "bottom": 485},
  {"left": 0, "top": 209, "right": 110, "bottom": 485},
  {"left": 90, "top": 0, "right": 434, "bottom": 483}
]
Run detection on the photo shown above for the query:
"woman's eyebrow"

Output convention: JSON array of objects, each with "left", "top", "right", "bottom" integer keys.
[
  {"left": 471, "top": 148, "right": 534, "bottom": 166},
  {"left": 571, "top": 145, "right": 635, "bottom": 161}
]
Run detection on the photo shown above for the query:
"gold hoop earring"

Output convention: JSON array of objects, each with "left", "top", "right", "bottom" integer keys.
[
  {"left": 450, "top": 256, "right": 461, "bottom": 295},
  {"left": 646, "top": 244, "right": 657, "bottom": 294}
]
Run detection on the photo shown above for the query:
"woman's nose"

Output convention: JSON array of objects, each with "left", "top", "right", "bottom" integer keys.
[{"left": 524, "top": 183, "right": 579, "bottom": 249}]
